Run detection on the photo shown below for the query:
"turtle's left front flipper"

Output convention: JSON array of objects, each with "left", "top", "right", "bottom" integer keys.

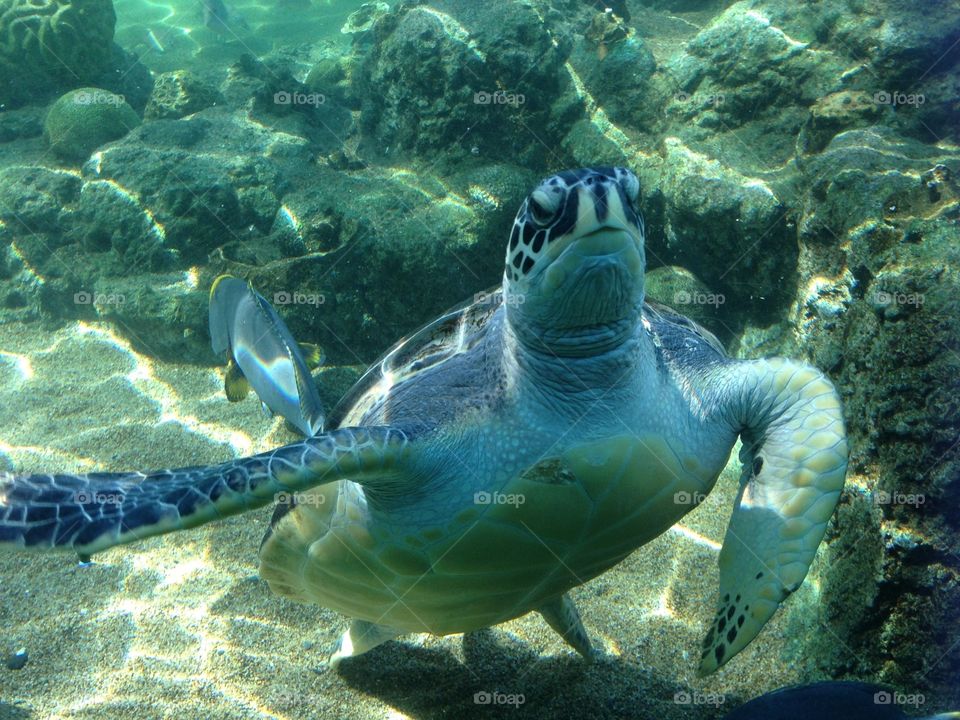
[
  {"left": 0, "top": 426, "right": 410, "bottom": 559},
  {"left": 699, "top": 359, "right": 847, "bottom": 675}
]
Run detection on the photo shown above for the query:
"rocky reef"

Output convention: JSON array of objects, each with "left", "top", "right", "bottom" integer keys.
[
  {"left": 0, "top": 0, "right": 115, "bottom": 107},
  {"left": 0, "top": 0, "right": 956, "bottom": 716}
]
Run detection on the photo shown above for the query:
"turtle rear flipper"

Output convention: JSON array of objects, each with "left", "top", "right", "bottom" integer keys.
[
  {"left": 0, "top": 426, "right": 410, "bottom": 558},
  {"left": 538, "top": 593, "right": 594, "bottom": 659},
  {"left": 699, "top": 359, "right": 847, "bottom": 675}
]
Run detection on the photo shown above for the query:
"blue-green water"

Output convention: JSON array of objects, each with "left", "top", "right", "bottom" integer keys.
[{"left": 0, "top": 1, "right": 958, "bottom": 718}]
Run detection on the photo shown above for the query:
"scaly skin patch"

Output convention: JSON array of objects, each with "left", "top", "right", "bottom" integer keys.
[{"left": 698, "top": 360, "right": 847, "bottom": 675}]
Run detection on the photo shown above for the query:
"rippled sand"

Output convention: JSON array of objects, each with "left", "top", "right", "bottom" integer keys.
[{"left": 0, "top": 320, "right": 817, "bottom": 719}]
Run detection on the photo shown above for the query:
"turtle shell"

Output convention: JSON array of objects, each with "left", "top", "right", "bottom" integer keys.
[{"left": 323, "top": 285, "right": 505, "bottom": 430}]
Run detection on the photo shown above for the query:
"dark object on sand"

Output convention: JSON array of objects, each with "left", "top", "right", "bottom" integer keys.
[{"left": 722, "top": 681, "right": 960, "bottom": 720}]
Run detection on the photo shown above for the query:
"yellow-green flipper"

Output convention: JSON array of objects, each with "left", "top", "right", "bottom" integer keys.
[{"left": 698, "top": 359, "right": 847, "bottom": 675}]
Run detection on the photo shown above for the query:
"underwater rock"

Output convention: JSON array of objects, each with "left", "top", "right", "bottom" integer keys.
[
  {"left": 653, "top": 1, "right": 843, "bottom": 168},
  {"left": 831, "top": 0, "right": 960, "bottom": 87},
  {"left": 797, "top": 90, "right": 884, "bottom": 155},
  {"left": 656, "top": 137, "right": 794, "bottom": 321},
  {"left": 0, "top": 166, "right": 81, "bottom": 236},
  {"left": 4, "top": 648, "right": 27, "bottom": 670},
  {"left": 304, "top": 55, "right": 357, "bottom": 110},
  {"left": 44, "top": 88, "right": 141, "bottom": 161},
  {"left": 220, "top": 52, "right": 354, "bottom": 154},
  {"left": 682, "top": 2, "right": 842, "bottom": 114},
  {"left": 644, "top": 265, "right": 729, "bottom": 342},
  {"left": 560, "top": 118, "right": 632, "bottom": 169},
  {"left": 341, "top": 1, "right": 389, "bottom": 34},
  {"left": 354, "top": 1, "right": 581, "bottom": 167},
  {"left": 0, "top": 166, "right": 85, "bottom": 321},
  {"left": 145, "top": 71, "right": 223, "bottom": 120},
  {"left": 74, "top": 180, "right": 175, "bottom": 271},
  {"left": 91, "top": 42, "right": 154, "bottom": 114},
  {"left": 0, "top": 106, "right": 45, "bottom": 142},
  {"left": 213, "top": 162, "right": 536, "bottom": 362},
  {"left": 568, "top": 33, "right": 660, "bottom": 131},
  {"left": 0, "top": 0, "right": 116, "bottom": 108},
  {"left": 0, "top": 164, "right": 188, "bottom": 333},
  {"left": 2, "top": 143, "right": 533, "bottom": 361},
  {"left": 906, "top": 70, "right": 960, "bottom": 145},
  {"left": 78, "top": 109, "right": 288, "bottom": 262},
  {"left": 778, "top": 126, "right": 960, "bottom": 708}
]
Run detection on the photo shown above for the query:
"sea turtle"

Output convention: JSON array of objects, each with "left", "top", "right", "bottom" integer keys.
[{"left": 0, "top": 167, "right": 848, "bottom": 675}]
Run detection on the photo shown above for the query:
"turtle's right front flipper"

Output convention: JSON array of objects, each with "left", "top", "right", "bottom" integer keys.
[{"left": 0, "top": 426, "right": 410, "bottom": 558}]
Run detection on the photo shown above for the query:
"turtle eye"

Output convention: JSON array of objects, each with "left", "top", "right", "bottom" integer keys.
[{"left": 529, "top": 189, "right": 561, "bottom": 226}]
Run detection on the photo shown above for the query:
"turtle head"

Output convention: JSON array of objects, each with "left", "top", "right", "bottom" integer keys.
[{"left": 503, "top": 167, "right": 645, "bottom": 355}]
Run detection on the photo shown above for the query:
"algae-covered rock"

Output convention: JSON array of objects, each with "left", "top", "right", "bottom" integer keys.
[
  {"left": 44, "top": 88, "right": 140, "bottom": 161},
  {"left": 0, "top": 165, "right": 81, "bottom": 235},
  {"left": 304, "top": 55, "right": 357, "bottom": 109},
  {"left": 144, "top": 71, "right": 222, "bottom": 120},
  {"left": 656, "top": 137, "right": 793, "bottom": 320},
  {"left": 340, "top": 1, "right": 388, "bottom": 34},
  {"left": 798, "top": 90, "right": 885, "bottom": 155},
  {"left": 781, "top": 126, "right": 960, "bottom": 707},
  {"left": 355, "top": 1, "right": 581, "bottom": 168},
  {"left": 0, "top": 0, "right": 116, "bottom": 108},
  {"left": 240, "top": 162, "right": 537, "bottom": 361},
  {"left": 644, "top": 265, "right": 728, "bottom": 341},
  {"left": 568, "top": 30, "right": 661, "bottom": 131}
]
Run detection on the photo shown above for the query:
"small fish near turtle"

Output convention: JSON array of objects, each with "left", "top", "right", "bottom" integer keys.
[
  {"left": 208, "top": 275, "right": 326, "bottom": 437},
  {"left": 0, "top": 168, "right": 848, "bottom": 676}
]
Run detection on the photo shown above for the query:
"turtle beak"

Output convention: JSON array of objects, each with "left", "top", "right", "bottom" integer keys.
[{"left": 542, "top": 222, "right": 644, "bottom": 294}]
